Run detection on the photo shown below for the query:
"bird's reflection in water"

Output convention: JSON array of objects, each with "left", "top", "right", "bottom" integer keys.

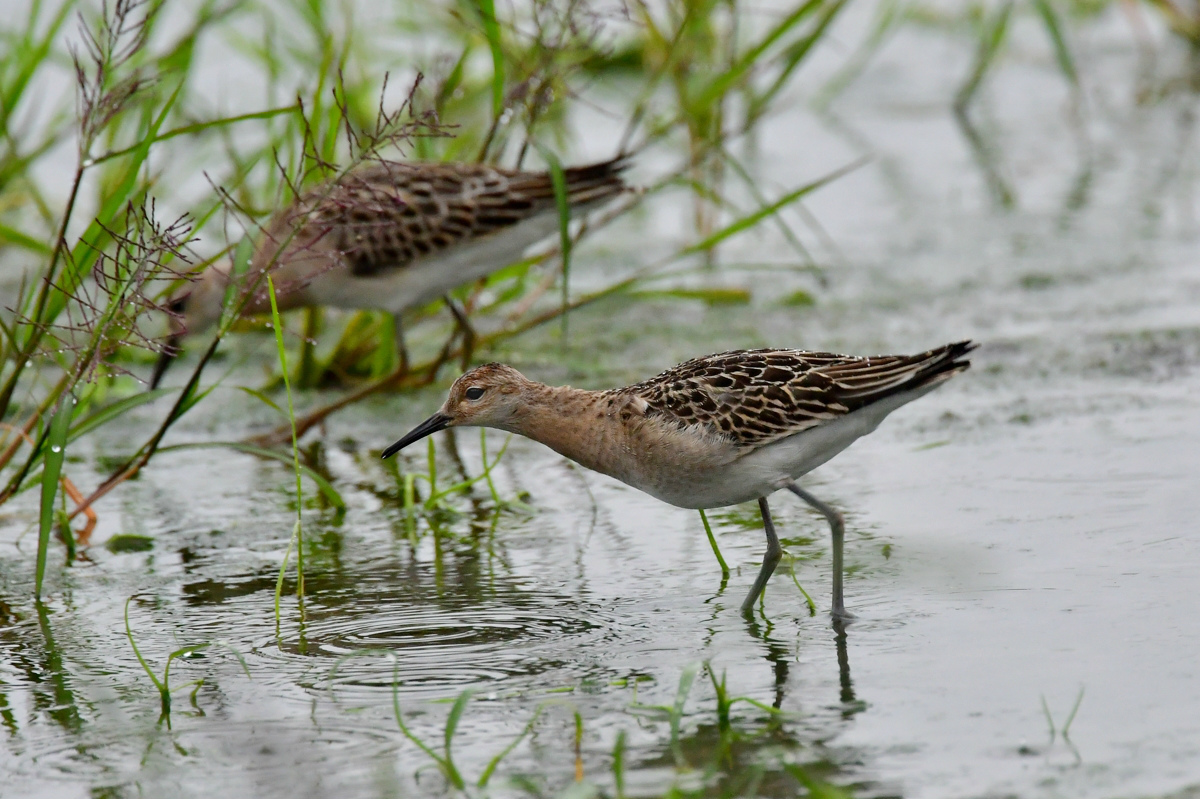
[
  {"left": 743, "top": 610, "right": 863, "bottom": 717},
  {"left": 833, "top": 617, "right": 866, "bottom": 718},
  {"left": 742, "top": 610, "right": 792, "bottom": 710}
]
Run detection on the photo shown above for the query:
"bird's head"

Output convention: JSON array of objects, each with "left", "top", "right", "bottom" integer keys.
[{"left": 381, "top": 363, "right": 531, "bottom": 458}]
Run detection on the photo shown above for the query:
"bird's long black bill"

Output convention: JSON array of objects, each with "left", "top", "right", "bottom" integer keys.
[
  {"left": 149, "top": 337, "right": 182, "bottom": 390},
  {"left": 381, "top": 412, "right": 451, "bottom": 459}
]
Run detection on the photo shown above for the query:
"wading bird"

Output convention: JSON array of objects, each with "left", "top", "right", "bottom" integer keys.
[
  {"left": 152, "top": 157, "right": 629, "bottom": 388},
  {"left": 381, "top": 341, "right": 975, "bottom": 618}
]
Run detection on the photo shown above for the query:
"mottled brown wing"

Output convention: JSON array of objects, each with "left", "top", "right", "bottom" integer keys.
[
  {"left": 620, "top": 342, "right": 975, "bottom": 448},
  {"left": 259, "top": 158, "right": 627, "bottom": 278}
]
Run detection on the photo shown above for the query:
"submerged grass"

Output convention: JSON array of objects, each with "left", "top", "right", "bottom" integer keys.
[
  {"left": 324, "top": 654, "right": 853, "bottom": 795},
  {"left": 390, "top": 677, "right": 545, "bottom": 791},
  {"left": 1041, "top": 685, "right": 1086, "bottom": 741},
  {"left": 123, "top": 596, "right": 250, "bottom": 721}
]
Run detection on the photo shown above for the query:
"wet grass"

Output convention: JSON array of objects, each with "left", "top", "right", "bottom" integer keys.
[
  {"left": 3, "top": 1, "right": 1200, "bottom": 796},
  {"left": 1, "top": 0, "right": 856, "bottom": 574},
  {"left": 390, "top": 676, "right": 544, "bottom": 791},
  {"left": 313, "top": 655, "right": 854, "bottom": 796},
  {"left": 267, "top": 274, "right": 307, "bottom": 623},
  {"left": 123, "top": 595, "right": 250, "bottom": 722}
]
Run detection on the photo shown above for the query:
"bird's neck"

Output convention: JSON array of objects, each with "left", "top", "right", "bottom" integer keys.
[{"left": 506, "top": 384, "right": 619, "bottom": 476}]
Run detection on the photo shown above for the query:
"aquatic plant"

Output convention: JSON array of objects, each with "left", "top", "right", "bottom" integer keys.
[
  {"left": 391, "top": 679, "right": 544, "bottom": 790},
  {"left": 388, "top": 427, "right": 520, "bottom": 545},
  {"left": 123, "top": 595, "right": 250, "bottom": 721},
  {"left": 362, "top": 659, "right": 856, "bottom": 795}
]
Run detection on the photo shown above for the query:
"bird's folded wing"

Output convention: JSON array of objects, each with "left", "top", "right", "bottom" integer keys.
[
  {"left": 620, "top": 343, "right": 974, "bottom": 448},
  {"left": 254, "top": 159, "right": 627, "bottom": 279}
]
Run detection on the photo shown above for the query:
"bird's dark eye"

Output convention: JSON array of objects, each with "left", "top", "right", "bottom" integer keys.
[{"left": 465, "top": 386, "right": 486, "bottom": 401}]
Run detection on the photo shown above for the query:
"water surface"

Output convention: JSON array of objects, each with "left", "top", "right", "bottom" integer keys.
[{"left": 3, "top": 5, "right": 1200, "bottom": 797}]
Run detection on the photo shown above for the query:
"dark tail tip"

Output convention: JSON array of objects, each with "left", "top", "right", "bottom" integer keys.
[
  {"left": 562, "top": 155, "right": 633, "bottom": 202},
  {"left": 945, "top": 339, "right": 978, "bottom": 368},
  {"left": 924, "top": 340, "right": 977, "bottom": 383}
]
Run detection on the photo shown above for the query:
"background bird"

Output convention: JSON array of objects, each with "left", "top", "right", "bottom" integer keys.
[
  {"left": 382, "top": 341, "right": 976, "bottom": 618},
  {"left": 152, "top": 156, "right": 629, "bottom": 388}
]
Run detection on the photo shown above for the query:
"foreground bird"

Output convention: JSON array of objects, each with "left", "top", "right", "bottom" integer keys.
[
  {"left": 152, "top": 156, "right": 629, "bottom": 388},
  {"left": 382, "top": 341, "right": 976, "bottom": 617}
]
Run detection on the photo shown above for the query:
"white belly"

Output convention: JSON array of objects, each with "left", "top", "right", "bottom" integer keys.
[{"left": 305, "top": 213, "right": 561, "bottom": 314}]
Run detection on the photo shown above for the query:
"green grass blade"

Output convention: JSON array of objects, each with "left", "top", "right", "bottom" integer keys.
[
  {"left": 1040, "top": 693, "right": 1056, "bottom": 738},
  {"left": 698, "top": 510, "right": 729, "bottom": 577},
  {"left": 11, "top": 390, "right": 171, "bottom": 497},
  {"left": 1031, "top": 0, "right": 1078, "bottom": 87},
  {"left": 124, "top": 596, "right": 166, "bottom": 694},
  {"left": 692, "top": 0, "right": 822, "bottom": 109},
  {"left": 433, "top": 46, "right": 470, "bottom": 117},
  {"left": 682, "top": 158, "right": 865, "bottom": 256},
  {"left": 612, "top": 729, "right": 627, "bottom": 799},
  {"left": 176, "top": 378, "right": 222, "bottom": 417},
  {"left": 957, "top": 0, "right": 1015, "bottom": 109},
  {"left": 0, "top": 222, "right": 52, "bottom": 255},
  {"left": 0, "top": 0, "right": 72, "bottom": 134},
  {"left": 267, "top": 276, "right": 306, "bottom": 599},
  {"left": 391, "top": 660, "right": 456, "bottom": 780},
  {"left": 424, "top": 434, "right": 514, "bottom": 506},
  {"left": 236, "top": 386, "right": 285, "bottom": 416},
  {"left": 1061, "top": 686, "right": 1085, "bottom": 738},
  {"left": 480, "top": 428, "right": 505, "bottom": 504},
  {"left": 274, "top": 520, "right": 299, "bottom": 634},
  {"left": 157, "top": 442, "right": 344, "bottom": 509},
  {"left": 444, "top": 688, "right": 473, "bottom": 756},
  {"left": 67, "top": 388, "right": 176, "bottom": 444},
  {"left": 754, "top": 0, "right": 849, "bottom": 117},
  {"left": 426, "top": 436, "right": 438, "bottom": 498},
  {"left": 671, "top": 664, "right": 697, "bottom": 723},
  {"left": 477, "top": 0, "right": 505, "bottom": 120},
  {"left": 163, "top": 643, "right": 211, "bottom": 690},
  {"left": 787, "top": 554, "right": 817, "bottom": 616},
  {"left": 668, "top": 663, "right": 698, "bottom": 767},
  {"left": 477, "top": 705, "right": 542, "bottom": 786},
  {"left": 708, "top": 665, "right": 730, "bottom": 732},
  {"left": 222, "top": 234, "right": 257, "bottom": 326},
  {"left": 91, "top": 104, "right": 300, "bottom": 166},
  {"left": 536, "top": 146, "right": 573, "bottom": 338},
  {"left": 721, "top": 695, "right": 789, "bottom": 717},
  {"left": 35, "top": 395, "right": 74, "bottom": 598}
]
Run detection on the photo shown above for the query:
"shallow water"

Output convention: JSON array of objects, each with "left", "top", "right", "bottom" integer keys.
[{"left": 4, "top": 4, "right": 1200, "bottom": 798}]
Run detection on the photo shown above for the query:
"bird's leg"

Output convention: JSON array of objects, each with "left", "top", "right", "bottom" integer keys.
[
  {"left": 742, "top": 497, "right": 784, "bottom": 614},
  {"left": 443, "top": 295, "right": 477, "bottom": 370},
  {"left": 785, "top": 482, "right": 851, "bottom": 620},
  {"left": 392, "top": 313, "right": 410, "bottom": 378}
]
